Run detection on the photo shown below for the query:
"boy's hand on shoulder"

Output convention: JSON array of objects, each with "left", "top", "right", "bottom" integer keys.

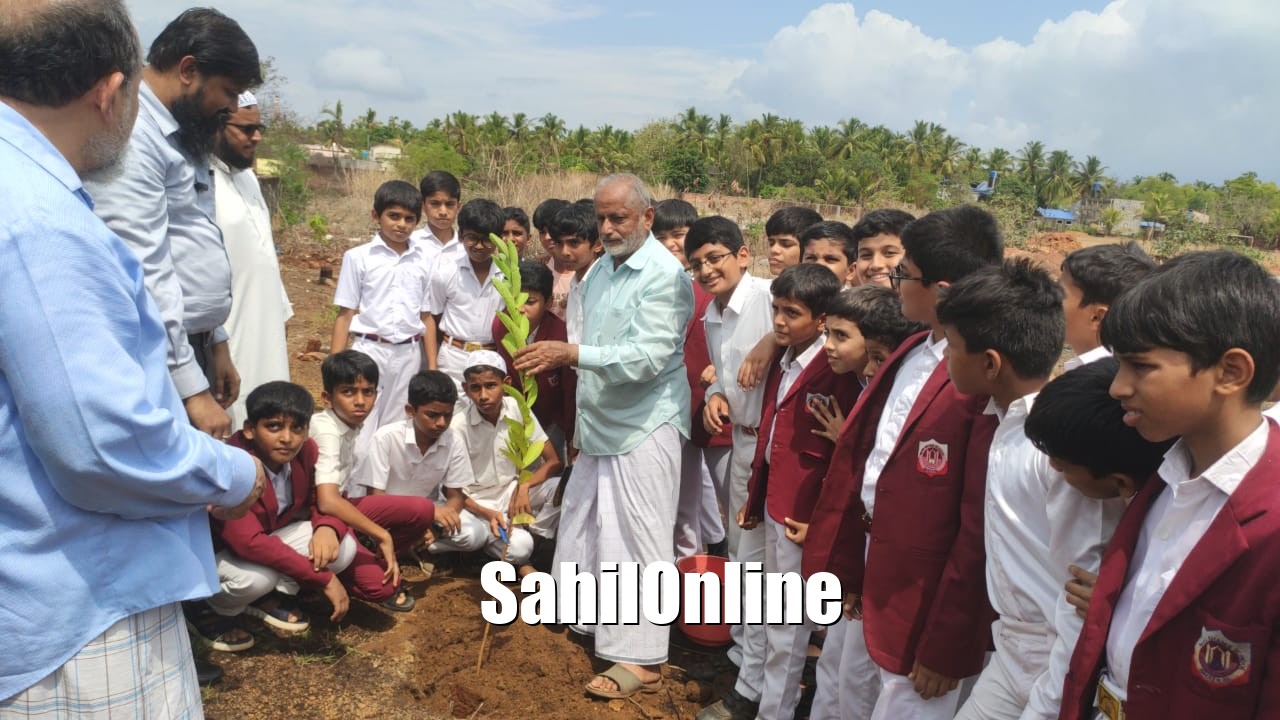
[
  {"left": 809, "top": 395, "right": 844, "bottom": 444},
  {"left": 309, "top": 526, "right": 340, "bottom": 571},
  {"left": 704, "top": 393, "right": 731, "bottom": 435},
  {"left": 1065, "top": 564, "right": 1097, "bottom": 619},
  {"left": 782, "top": 516, "right": 808, "bottom": 545},
  {"left": 908, "top": 661, "right": 958, "bottom": 700},
  {"left": 435, "top": 506, "right": 462, "bottom": 535},
  {"left": 737, "top": 340, "right": 772, "bottom": 391},
  {"left": 208, "top": 455, "right": 266, "bottom": 521},
  {"left": 323, "top": 575, "right": 349, "bottom": 621}
]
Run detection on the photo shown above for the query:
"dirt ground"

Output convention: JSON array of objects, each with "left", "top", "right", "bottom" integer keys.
[{"left": 204, "top": 227, "right": 1268, "bottom": 720}]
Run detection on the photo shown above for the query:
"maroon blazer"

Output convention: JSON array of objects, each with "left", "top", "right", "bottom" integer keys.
[
  {"left": 493, "top": 311, "right": 576, "bottom": 449},
  {"left": 687, "top": 284, "right": 733, "bottom": 449},
  {"left": 802, "top": 330, "right": 996, "bottom": 679},
  {"left": 214, "top": 434, "right": 350, "bottom": 591},
  {"left": 743, "top": 347, "right": 861, "bottom": 525},
  {"left": 1060, "top": 421, "right": 1280, "bottom": 720}
]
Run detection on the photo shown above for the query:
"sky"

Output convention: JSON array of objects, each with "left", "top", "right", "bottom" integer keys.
[{"left": 126, "top": 1, "right": 1278, "bottom": 184}]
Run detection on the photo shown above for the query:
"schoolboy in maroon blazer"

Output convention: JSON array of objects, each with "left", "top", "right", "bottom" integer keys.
[
  {"left": 737, "top": 264, "right": 856, "bottom": 720},
  {"left": 492, "top": 259, "right": 576, "bottom": 451},
  {"left": 1059, "top": 251, "right": 1280, "bottom": 720},
  {"left": 802, "top": 206, "right": 1003, "bottom": 719}
]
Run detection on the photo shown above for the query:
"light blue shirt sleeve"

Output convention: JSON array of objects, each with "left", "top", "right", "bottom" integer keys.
[{"left": 576, "top": 264, "right": 693, "bottom": 384}]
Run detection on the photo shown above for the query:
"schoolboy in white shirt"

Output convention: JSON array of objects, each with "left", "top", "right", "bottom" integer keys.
[
  {"left": 1058, "top": 242, "right": 1155, "bottom": 372},
  {"left": 425, "top": 199, "right": 506, "bottom": 390},
  {"left": 938, "top": 260, "right": 1124, "bottom": 720},
  {"left": 409, "top": 170, "right": 464, "bottom": 269},
  {"left": 330, "top": 181, "right": 432, "bottom": 443}
]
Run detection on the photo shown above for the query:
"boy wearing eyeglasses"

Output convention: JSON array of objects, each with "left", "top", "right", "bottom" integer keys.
[
  {"left": 424, "top": 199, "right": 508, "bottom": 391},
  {"left": 803, "top": 206, "right": 1004, "bottom": 720}
]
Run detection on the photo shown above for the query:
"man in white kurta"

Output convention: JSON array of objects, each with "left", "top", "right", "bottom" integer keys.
[{"left": 212, "top": 92, "right": 293, "bottom": 427}]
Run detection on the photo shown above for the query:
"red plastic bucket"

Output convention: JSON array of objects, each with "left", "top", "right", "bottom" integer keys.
[{"left": 676, "top": 554, "right": 733, "bottom": 647}]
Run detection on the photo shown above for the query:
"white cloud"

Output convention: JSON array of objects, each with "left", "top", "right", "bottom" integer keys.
[
  {"left": 314, "top": 46, "right": 421, "bottom": 100},
  {"left": 723, "top": 0, "right": 1280, "bottom": 182}
]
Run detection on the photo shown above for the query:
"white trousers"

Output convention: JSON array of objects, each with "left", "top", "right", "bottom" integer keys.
[
  {"left": 954, "top": 618, "right": 1052, "bottom": 720},
  {"left": 429, "top": 508, "right": 536, "bottom": 565},
  {"left": 675, "top": 442, "right": 732, "bottom": 559},
  {"left": 869, "top": 665, "right": 964, "bottom": 720},
  {"left": 554, "top": 423, "right": 680, "bottom": 665},
  {"left": 435, "top": 341, "right": 473, "bottom": 393},
  {"left": 701, "top": 445, "right": 731, "bottom": 545},
  {"left": 727, "top": 429, "right": 766, "bottom": 687},
  {"left": 752, "top": 515, "right": 814, "bottom": 720},
  {"left": 351, "top": 338, "right": 423, "bottom": 470},
  {"left": 810, "top": 615, "right": 883, "bottom": 720},
  {"left": 0, "top": 604, "right": 201, "bottom": 719},
  {"left": 207, "top": 520, "right": 359, "bottom": 616}
]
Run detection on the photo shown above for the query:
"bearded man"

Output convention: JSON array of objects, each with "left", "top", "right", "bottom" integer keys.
[
  {"left": 515, "top": 173, "right": 694, "bottom": 700},
  {"left": 86, "top": 7, "right": 263, "bottom": 440},
  {"left": 212, "top": 91, "right": 294, "bottom": 428}
]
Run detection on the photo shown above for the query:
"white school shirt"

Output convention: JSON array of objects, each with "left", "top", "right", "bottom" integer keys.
[
  {"left": 426, "top": 255, "right": 504, "bottom": 343},
  {"left": 1062, "top": 345, "right": 1111, "bottom": 372},
  {"left": 982, "top": 395, "right": 1126, "bottom": 720},
  {"left": 704, "top": 275, "right": 773, "bottom": 428},
  {"left": 361, "top": 419, "right": 474, "bottom": 499},
  {"left": 310, "top": 408, "right": 360, "bottom": 497},
  {"left": 268, "top": 463, "right": 293, "bottom": 517},
  {"left": 451, "top": 397, "right": 550, "bottom": 512},
  {"left": 860, "top": 333, "right": 947, "bottom": 516},
  {"left": 1101, "top": 419, "right": 1268, "bottom": 704},
  {"left": 765, "top": 334, "right": 825, "bottom": 464},
  {"left": 410, "top": 226, "right": 465, "bottom": 269},
  {"left": 333, "top": 234, "right": 432, "bottom": 342},
  {"left": 1264, "top": 404, "right": 1280, "bottom": 422},
  {"left": 565, "top": 270, "right": 589, "bottom": 344}
]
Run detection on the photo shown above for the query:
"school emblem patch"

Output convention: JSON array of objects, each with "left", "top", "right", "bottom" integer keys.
[
  {"left": 917, "top": 439, "right": 949, "bottom": 477},
  {"left": 1193, "top": 626, "right": 1251, "bottom": 687}
]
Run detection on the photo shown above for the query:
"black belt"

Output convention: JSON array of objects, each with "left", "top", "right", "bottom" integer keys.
[{"left": 356, "top": 333, "right": 422, "bottom": 346}]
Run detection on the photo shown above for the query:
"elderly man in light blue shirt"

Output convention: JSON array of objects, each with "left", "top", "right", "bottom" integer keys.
[
  {"left": 85, "top": 8, "right": 263, "bottom": 441},
  {"left": 0, "top": 0, "right": 263, "bottom": 713},
  {"left": 516, "top": 173, "right": 693, "bottom": 700}
]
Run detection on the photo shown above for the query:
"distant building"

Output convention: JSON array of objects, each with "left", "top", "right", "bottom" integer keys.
[{"left": 1036, "top": 207, "right": 1075, "bottom": 226}]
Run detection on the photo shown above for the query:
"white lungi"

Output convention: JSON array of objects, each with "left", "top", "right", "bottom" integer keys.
[
  {"left": 0, "top": 603, "right": 202, "bottom": 719},
  {"left": 954, "top": 618, "right": 1052, "bottom": 720},
  {"left": 700, "top": 445, "right": 731, "bottom": 545},
  {"left": 554, "top": 423, "right": 680, "bottom": 665},
  {"left": 756, "top": 515, "right": 814, "bottom": 720},
  {"left": 351, "top": 337, "right": 423, "bottom": 459},
  {"left": 207, "top": 520, "right": 359, "bottom": 616},
  {"left": 675, "top": 440, "right": 707, "bottom": 559},
  {"left": 810, "top": 615, "right": 883, "bottom": 720}
]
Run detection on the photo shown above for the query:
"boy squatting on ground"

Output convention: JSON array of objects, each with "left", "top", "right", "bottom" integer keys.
[
  {"left": 493, "top": 260, "right": 577, "bottom": 459},
  {"left": 425, "top": 199, "right": 508, "bottom": 390},
  {"left": 1058, "top": 241, "right": 1156, "bottom": 371},
  {"left": 192, "top": 382, "right": 414, "bottom": 651},
  {"left": 655, "top": 199, "right": 733, "bottom": 562},
  {"left": 717, "top": 263, "right": 859, "bottom": 720},
  {"left": 807, "top": 284, "right": 928, "bottom": 720},
  {"left": 1059, "top": 250, "right": 1280, "bottom": 720},
  {"left": 803, "top": 205, "right": 1005, "bottom": 720},
  {"left": 409, "top": 170, "right": 464, "bottom": 267},
  {"left": 331, "top": 180, "right": 432, "bottom": 442},
  {"left": 449, "top": 351, "right": 564, "bottom": 574},
  {"left": 359, "top": 371, "right": 473, "bottom": 555},
  {"left": 309, "top": 351, "right": 435, "bottom": 611},
  {"left": 936, "top": 259, "right": 1125, "bottom": 720}
]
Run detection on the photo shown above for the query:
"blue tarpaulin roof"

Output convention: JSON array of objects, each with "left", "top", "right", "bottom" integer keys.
[{"left": 1036, "top": 208, "right": 1075, "bottom": 221}]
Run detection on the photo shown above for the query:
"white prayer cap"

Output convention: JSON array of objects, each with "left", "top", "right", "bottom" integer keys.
[
  {"left": 465, "top": 350, "right": 508, "bottom": 374},
  {"left": 237, "top": 91, "right": 258, "bottom": 108}
]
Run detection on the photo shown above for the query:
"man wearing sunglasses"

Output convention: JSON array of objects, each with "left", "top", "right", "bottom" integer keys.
[{"left": 213, "top": 91, "right": 293, "bottom": 428}]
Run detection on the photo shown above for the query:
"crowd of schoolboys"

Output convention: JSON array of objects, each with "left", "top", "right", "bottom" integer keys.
[{"left": 189, "top": 168, "right": 1280, "bottom": 720}]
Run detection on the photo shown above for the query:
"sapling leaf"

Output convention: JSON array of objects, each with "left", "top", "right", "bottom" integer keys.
[
  {"left": 510, "top": 513, "right": 536, "bottom": 526},
  {"left": 523, "top": 439, "right": 545, "bottom": 468}
]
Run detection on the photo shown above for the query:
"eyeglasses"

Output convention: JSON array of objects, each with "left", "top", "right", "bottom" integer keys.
[
  {"left": 888, "top": 266, "right": 925, "bottom": 289},
  {"left": 225, "top": 122, "right": 266, "bottom": 137},
  {"left": 688, "top": 251, "right": 734, "bottom": 274},
  {"left": 462, "top": 234, "right": 495, "bottom": 247}
]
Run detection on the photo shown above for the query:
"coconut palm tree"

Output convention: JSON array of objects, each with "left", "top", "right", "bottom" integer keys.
[
  {"left": 986, "top": 147, "right": 1013, "bottom": 179},
  {"left": 444, "top": 111, "right": 478, "bottom": 155},
  {"left": 1043, "top": 150, "right": 1075, "bottom": 207},
  {"left": 1071, "top": 155, "right": 1107, "bottom": 200}
]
